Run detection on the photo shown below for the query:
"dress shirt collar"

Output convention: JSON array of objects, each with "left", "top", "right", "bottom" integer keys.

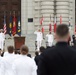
[{"left": 56, "top": 42, "right": 68, "bottom": 46}]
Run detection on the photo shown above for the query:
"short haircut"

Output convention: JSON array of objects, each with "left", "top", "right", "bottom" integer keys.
[
  {"left": 35, "top": 51, "right": 39, "bottom": 56},
  {"left": 40, "top": 46, "right": 45, "bottom": 53},
  {"left": 56, "top": 24, "right": 69, "bottom": 38},
  {"left": 20, "top": 45, "right": 29, "bottom": 55},
  {"left": 7, "top": 46, "right": 14, "bottom": 53}
]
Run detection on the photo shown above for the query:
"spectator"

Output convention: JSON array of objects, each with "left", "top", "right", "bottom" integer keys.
[
  {"left": 37, "top": 24, "right": 76, "bottom": 75},
  {"left": 12, "top": 45, "right": 37, "bottom": 75},
  {"left": 0, "top": 46, "right": 15, "bottom": 75},
  {"left": 34, "top": 46, "right": 45, "bottom": 66}
]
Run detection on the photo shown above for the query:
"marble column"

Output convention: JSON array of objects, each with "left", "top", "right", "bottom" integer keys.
[
  {"left": 27, "top": 0, "right": 34, "bottom": 34},
  {"left": 21, "top": 0, "right": 27, "bottom": 36}
]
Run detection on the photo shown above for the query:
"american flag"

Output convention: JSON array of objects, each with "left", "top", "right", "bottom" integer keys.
[
  {"left": 49, "top": 15, "right": 52, "bottom": 32},
  {"left": 3, "top": 15, "right": 7, "bottom": 34},
  {"left": 69, "top": 18, "right": 71, "bottom": 26},
  {"left": 40, "top": 16, "right": 44, "bottom": 25},
  {"left": 60, "top": 15, "right": 62, "bottom": 24},
  {"left": 54, "top": 15, "right": 57, "bottom": 33},
  {"left": 42, "top": 26, "right": 44, "bottom": 33}
]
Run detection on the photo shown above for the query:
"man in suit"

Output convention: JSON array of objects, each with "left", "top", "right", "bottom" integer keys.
[{"left": 37, "top": 24, "right": 76, "bottom": 75}]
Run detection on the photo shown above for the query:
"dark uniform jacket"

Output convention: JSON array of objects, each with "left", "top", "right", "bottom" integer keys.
[
  {"left": 38, "top": 42, "right": 76, "bottom": 75},
  {"left": 34, "top": 55, "right": 40, "bottom": 66}
]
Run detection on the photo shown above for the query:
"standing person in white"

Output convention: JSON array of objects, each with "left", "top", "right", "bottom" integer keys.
[
  {"left": 0, "top": 29, "right": 5, "bottom": 51},
  {"left": 46, "top": 32, "right": 54, "bottom": 47},
  {"left": 12, "top": 45, "right": 37, "bottom": 75},
  {"left": 34, "top": 29, "right": 43, "bottom": 51},
  {"left": 0, "top": 46, "right": 15, "bottom": 75}
]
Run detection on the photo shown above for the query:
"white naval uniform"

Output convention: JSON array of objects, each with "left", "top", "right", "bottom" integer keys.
[
  {"left": 0, "top": 32, "right": 5, "bottom": 50},
  {"left": 12, "top": 55, "right": 37, "bottom": 75},
  {"left": 46, "top": 34, "right": 54, "bottom": 47},
  {"left": 4, "top": 52, "right": 9, "bottom": 57},
  {"left": 34, "top": 31, "right": 43, "bottom": 51},
  {"left": 0, "top": 54, "right": 15, "bottom": 75}
]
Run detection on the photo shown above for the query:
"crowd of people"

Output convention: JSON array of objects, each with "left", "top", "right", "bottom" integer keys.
[{"left": 1, "top": 24, "right": 76, "bottom": 75}]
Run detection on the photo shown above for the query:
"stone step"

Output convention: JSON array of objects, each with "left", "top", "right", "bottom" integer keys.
[{"left": 4, "top": 34, "right": 46, "bottom": 51}]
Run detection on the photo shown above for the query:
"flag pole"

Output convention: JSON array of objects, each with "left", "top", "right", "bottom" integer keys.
[
  {"left": 49, "top": 15, "right": 52, "bottom": 33},
  {"left": 54, "top": 0, "right": 56, "bottom": 33},
  {"left": 18, "top": 11, "right": 21, "bottom": 36},
  {"left": 12, "top": 11, "right": 16, "bottom": 36},
  {"left": 9, "top": 11, "right": 12, "bottom": 37}
]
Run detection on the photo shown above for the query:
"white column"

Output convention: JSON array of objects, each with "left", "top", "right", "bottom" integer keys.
[
  {"left": 41, "top": 1, "right": 54, "bottom": 33},
  {"left": 27, "top": 0, "right": 34, "bottom": 34},
  {"left": 21, "top": 0, "right": 27, "bottom": 35},
  {"left": 56, "top": 0, "right": 69, "bottom": 24},
  {"left": 72, "top": 0, "right": 75, "bottom": 33},
  {"left": 34, "top": 0, "right": 54, "bottom": 33},
  {"left": 34, "top": 0, "right": 41, "bottom": 30}
]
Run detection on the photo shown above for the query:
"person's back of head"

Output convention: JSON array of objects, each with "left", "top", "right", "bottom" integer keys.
[
  {"left": 35, "top": 51, "right": 39, "bottom": 56},
  {"left": 55, "top": 24, "right": 69, "bottom": 42},
  {"left": 0, "top": 29, "right": 4, "bottom": 33},
  {"left": 40, "top": 46, "right": 45, "bottom": 53},
  {"left": 7, "top": 46, "right": 14, "bottom": 54},
  {"left": 20, "top": 45, "right": 29, "bottom": 55},
  {"left": 46, "top": 46, "right": 51, "bottom": 49}
]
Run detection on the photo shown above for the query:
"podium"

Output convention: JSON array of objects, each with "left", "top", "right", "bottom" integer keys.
[{"left": 14, "top": 37, "right": 25, "bottom": 50}]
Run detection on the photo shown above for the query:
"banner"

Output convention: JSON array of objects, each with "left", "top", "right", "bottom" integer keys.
[
  {"left": 3, "top": 14, "right": 7, "bottom": 34},
  {"left": 12, "top": 12, "right": 16, "bottom": 36},
  {"left": 17, "top": 16, "right": 21, "bottom": 36},
  {"left": 9, "top": 12, "right": 12, "bottom": 36},
  {"left": 54, "top": 15, "right": 57, "bottom": 33}
]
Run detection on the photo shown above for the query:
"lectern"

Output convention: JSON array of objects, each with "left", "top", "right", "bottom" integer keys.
[{"left": 14, "top": 37, "right": 25, "bottom": 50}]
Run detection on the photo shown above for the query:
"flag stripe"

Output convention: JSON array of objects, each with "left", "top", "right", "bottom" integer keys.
[
  {"left": 49, "top": 15, "right": 52, "bottom": 32},
  {"left": 60, "top": 15, "right": 62, "bottom": 24},
  {"left": 40, "top": 16, "right": 44, "bottom": 25},
  {"left": 4, "top": 15, "right": 7, "bottom": 34},
  {"left": 12, "top": 14, "right": 16, "bottom": 36},
  {"left": 54, "top": 15, "right": 57, "bottom": 33},
  {"left": 9, "top": 14, "right": 12, "bottom": 36},
  {"left": 49, "top": 24, "right": 51, "bottom": 32},
  {"left": 69, "top": 18, "right": 71, "bottom": 26},
  {"left": 42, "top": 26, "right": 44, "bottom": 33}
]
